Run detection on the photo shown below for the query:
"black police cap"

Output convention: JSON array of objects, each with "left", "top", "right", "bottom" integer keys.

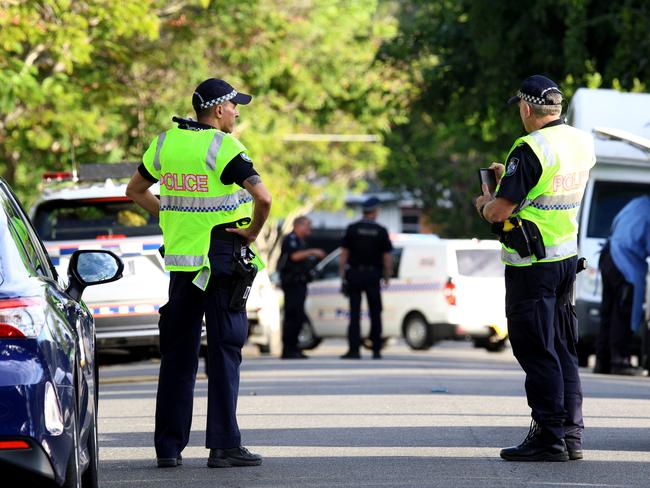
[
  {"left": 507, "top": 75, "right": 563, "bottom": 106},
  {"left": 192, "top": 78, "right": 252, "bottom": 111},
  {"left": 362, "top": 197, "right": 380, "bottom": 210}
]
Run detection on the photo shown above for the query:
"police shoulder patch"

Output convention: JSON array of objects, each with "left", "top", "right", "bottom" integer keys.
[
  {"left": 505, "top": 157, "right": 519, "bottom": 177},
  {"left": 240, "top": 152, "right": 252, "bottom": 163}
]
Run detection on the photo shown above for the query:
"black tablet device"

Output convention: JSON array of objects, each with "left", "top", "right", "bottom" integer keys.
[{"left": 477, "top": 168, "right": 497, "bottom": 194}]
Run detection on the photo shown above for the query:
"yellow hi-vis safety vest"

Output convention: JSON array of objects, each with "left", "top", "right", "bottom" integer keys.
[
  {"left": 142, "top": 127, "right": 261, "bottom": 289},
  {"left": 497, "top": 123, "right": 596, "bottom": 266}
]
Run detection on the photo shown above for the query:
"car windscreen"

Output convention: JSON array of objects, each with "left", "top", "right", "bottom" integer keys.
[
  {"left": 455, "top": 249, "right": 503, "bottom": 277},
  {"left": 587, "top": 181, "right": 650, "bottom": 238},
  {"left": 33, "top": 197, "right": 160, "bottom": 241}
]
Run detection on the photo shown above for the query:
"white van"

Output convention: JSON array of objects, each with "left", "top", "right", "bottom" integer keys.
[
  {"left": 302, "top": 234, "right": 507, "bottom": 351},
  {"left": 567, "top": 89, "right": 650, "bottom": 365}
]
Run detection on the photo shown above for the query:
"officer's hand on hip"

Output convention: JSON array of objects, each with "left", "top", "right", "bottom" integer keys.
[{"left": 226, "top": 227, "right": 258, "bottom": 244}]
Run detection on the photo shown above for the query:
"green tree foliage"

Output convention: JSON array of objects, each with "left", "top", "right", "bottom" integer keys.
[
  {"left": 378, "top": 0, "right": 650, "bottom": 237},
  {"left": 0, "top": 0, "right": 406, "bottom": 221},
  {"left": 4, "top": 0, "right": 649, "bottom": 243},
  {"left": 0, "top": 0, "right": 160, "bottom": 197},
  {"left": 126, "top": 0, "right": 408, "bottom": 218}
]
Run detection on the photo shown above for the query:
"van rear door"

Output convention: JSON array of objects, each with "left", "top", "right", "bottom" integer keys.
[{"left": 446, "top": 242, "right": 506, "bottom": 337}]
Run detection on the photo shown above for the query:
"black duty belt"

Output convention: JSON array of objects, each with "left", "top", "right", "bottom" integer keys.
[{"left": 351, "top": 265, "right": 380, "bottom": 272}]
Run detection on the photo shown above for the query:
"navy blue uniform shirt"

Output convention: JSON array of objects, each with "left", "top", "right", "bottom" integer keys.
[
  {"left": 278, "top": 232, "right": 312, "bottom": 284},
  {"left": 342, "top": 220, "right": 393, "bottom": 269}
]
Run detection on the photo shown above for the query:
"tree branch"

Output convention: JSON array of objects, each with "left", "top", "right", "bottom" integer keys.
[
  {"left": 22, "top": 44, "right": 46, "bottom": 72},
  {"left": 156, "top": 1, "right": 190, "bottom": 18}
]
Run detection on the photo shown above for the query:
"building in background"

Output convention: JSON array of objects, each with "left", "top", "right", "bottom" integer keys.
[{"left": 306, "top": 191, "right": 428, "bottom": 252}]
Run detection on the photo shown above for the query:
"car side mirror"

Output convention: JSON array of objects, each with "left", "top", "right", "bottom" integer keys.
[{"left": 66, "top": 250, "right": 124, "bottom": 301}]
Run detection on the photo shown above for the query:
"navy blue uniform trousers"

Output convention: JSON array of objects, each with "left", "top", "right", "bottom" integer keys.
[
  {"left": 505, "top": 256, "right": 583, "bottom": 448},
  {"left": 154, "top": 243, "right": 248, "bottom": 459},
  {"left": 282, "top": 282, "right": 307, "bottom": 353},
  {"left": 347, "top": 268, "right": 383, "bottom": 353},
  {"left": 597, "top": 246, "right": 634, "bottom": 365}
]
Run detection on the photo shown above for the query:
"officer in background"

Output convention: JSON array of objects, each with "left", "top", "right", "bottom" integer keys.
[
  {"left": 474, "top": 75, "right": 595, "bottom": 462},
  {"left": 126, "top": 78, "right": 272, "bottom": 469},
  {"left": 278, "top": 216, "right": 325, "bottom": 359},
  {"left": 339, "top": 197, "right": 393, "bottom": 359},
  {"left": 595, "top": 195, "right": 650, "bottom": 376}
]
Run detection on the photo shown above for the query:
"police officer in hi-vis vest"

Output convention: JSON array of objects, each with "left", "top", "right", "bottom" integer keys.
[
  {"left": 127, "top": 78, "right": 272, "bottom": 469},
  {"left": 474, "top": 75, "right": 595, "bottom": 462}
]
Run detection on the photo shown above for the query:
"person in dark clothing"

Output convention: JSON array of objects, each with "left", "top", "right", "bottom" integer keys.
[
  {"left": 595, "top": 195, "right": 650, "bottom": 376},
  {"left": 339, "top": 197, "right": 393, "bottom": 360},
  {"left": 278, "top": 216, "right": 325, "bottom": 359}
]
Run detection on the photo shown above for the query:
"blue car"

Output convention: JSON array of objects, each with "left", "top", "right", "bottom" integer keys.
[{"left": 0, "top": 177, "right": 123, "bottom": 487}]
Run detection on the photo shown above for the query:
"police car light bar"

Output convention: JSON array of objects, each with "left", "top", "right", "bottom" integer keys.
[
  {"left": 42, "top": 171, "right": 76, "bottom": 182},
  {"left": 43, "top": 162, "right": 141, "bottom": 184},
  {"left": 593, "top": 127, "right": 650, "bottom": 156}
]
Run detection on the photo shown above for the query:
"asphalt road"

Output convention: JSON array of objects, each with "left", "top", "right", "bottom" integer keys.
[{"left": 97, "top": 340, "right": 650, "bottom": 488}]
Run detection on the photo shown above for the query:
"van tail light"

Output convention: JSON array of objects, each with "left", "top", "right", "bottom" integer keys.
[
  {"left": 0, "top": 440, "right": 30, "bottom": 450},
  {"left": 0, "top": 297, "right": 46, "bottom": 338},
  {"left": 444, "top": 278, "right": 456, "bottom": 306}
]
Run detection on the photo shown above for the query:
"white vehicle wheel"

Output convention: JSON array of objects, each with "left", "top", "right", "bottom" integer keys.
[
  {"left": 297, "top": 319, "right": 321, "bottom": 350},
  {"left": 403, "top": 314, "right": 432, "bottom": 350}
]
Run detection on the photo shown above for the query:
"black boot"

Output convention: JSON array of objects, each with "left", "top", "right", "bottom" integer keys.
[
  {"left": 500, "top": 420, "right": 569, "bottom": 462},
  {"left": 609, "top": 357, "right": 646, "bottom": 376},
  {"left": 565, "top": 444, "right": 583, "bottom": 460},
  {"left": 593, "top": 357, "right": 610, "bottom": 374},
  {"left": 207, "top": 446, "right": 263, "bottom": 468},
  {"left": 340, "top": 351, "right": 361, "bottom": 359}
]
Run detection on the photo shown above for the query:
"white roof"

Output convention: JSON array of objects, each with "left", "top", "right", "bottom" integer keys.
[
  {"left": 567, "top": 88, "right": 650, "bottom": 165},
  {"left": 37, "top": 179, "right": 160, "bottom": 201}
]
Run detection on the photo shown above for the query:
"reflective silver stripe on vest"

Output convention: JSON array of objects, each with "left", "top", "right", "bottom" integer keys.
[
  {"left": 529, "top": 192, "right": 584, "bottom": 211},
  {"left": 206, "top": 131, "right": 226, "bottom": 170},
  {"left": 501, "top": 238, "right": 578, "bottom": 265},
  {"left": 153, "top": 132, "right": 167, "bottom": 171},
  {"left": 517, "top": 198, "right": 533, "bottom": 212},
  {"left": 165, "top": 254, "right": 204, "bottom": 267},
  {"left": 160, "top": 189, "right": 252, "bottom": 213},
  {"left": 193, "top": 267, "right": 211, "bottom": 290},
  {"left": 529, "top": 131, "right": 558, "bottom": 168}
]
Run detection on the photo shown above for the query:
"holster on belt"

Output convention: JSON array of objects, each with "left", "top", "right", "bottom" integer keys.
[
  {"left": 494, "top": 216, "right": 546, "bottom": 260},
  {"left": 211, "top": 222, "right": 258, "bottom": 311},
  {"left": 230, "top": 250, "right": 258, "bottom": 311}
]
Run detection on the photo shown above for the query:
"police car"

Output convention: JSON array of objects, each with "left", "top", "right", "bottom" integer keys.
[{"left": 30, "top": 163, "right": 280, "bottom": 356}]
